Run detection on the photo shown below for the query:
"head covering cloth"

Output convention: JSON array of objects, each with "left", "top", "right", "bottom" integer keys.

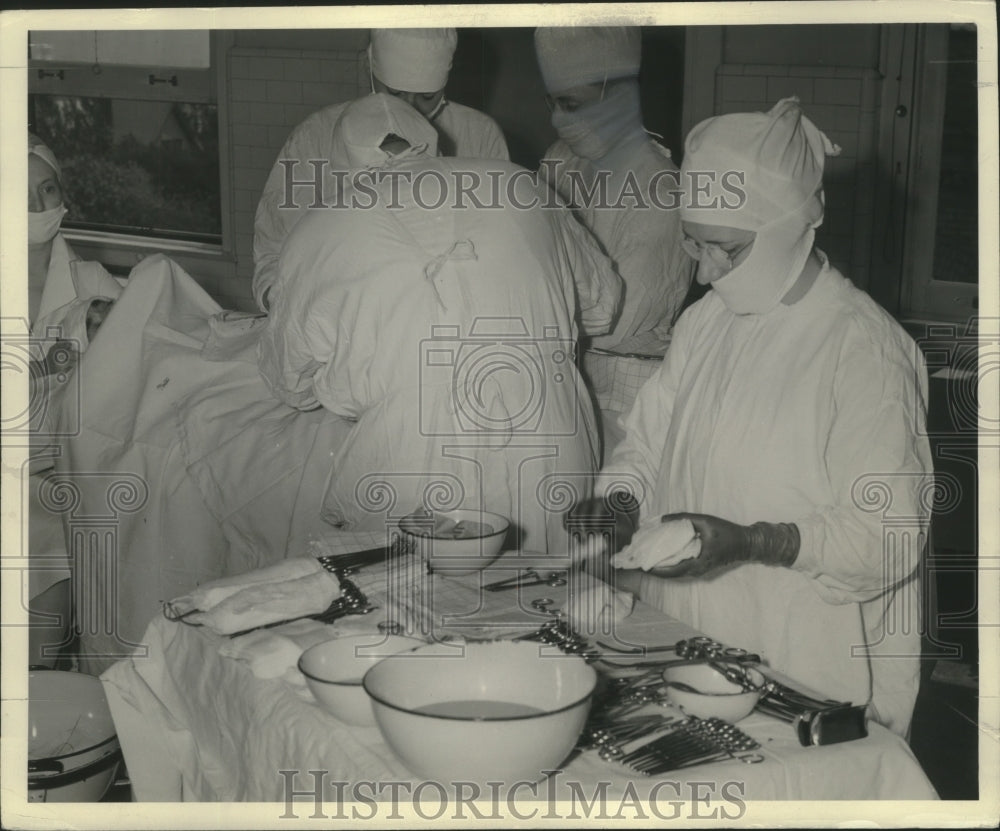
[
  {"left": 28, "top": 132, "right": 61, "bottom": 182},
  {"left": 680, "top": 97, "right": 840, "bottom": 231},
  {"left": 330, "top": 93, "right": 438, "bottom": 171},
  {"left": 679, "top": 98, "right": 841, "bottom": 315},
  {"left": 534, "top": 26, "right": 641, "bottom": 93},
  {"left": 369, "top": 28, "right": 457, "bottom": 92}
]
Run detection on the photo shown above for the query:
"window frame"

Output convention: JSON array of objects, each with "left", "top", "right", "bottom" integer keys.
[
  {"left": 27, "top": 29, "right": 235, "bottom": 283},
  {"left": 899, "top": 23, "right": 979, "bottom": 321}
]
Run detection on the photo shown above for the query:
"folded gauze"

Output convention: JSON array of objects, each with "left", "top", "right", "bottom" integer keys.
[
  {"left": 611, "top": 518, "right": 702, "bottom": 571},
  {"left": 567, "top": 580, "right": 635, "bottom": 635},
  {"left": 168, "top": 557, "right": 341, "bottom": 636}
]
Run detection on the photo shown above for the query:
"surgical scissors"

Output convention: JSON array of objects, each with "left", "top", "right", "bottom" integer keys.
[{"left": 483, "top": 569, "right": 568, "bottom": 592}]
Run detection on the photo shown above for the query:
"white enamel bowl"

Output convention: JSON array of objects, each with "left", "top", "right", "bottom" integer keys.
[
  {"left": 399, "top": 509, "right": 510, "bottom": 575},
  {"left": 661, "top": 663, "right": 764, "bottom": 722},
  {"left": 28, "top": 670, "right": 122, "bottom": 802},
  {"left": 362, "top": 640, "right": 597, "bottom": 783},
  {"left": 299, "top": 634, "right": 427, "bottom": 725}
]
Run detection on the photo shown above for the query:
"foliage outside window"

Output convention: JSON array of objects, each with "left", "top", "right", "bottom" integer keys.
[
  {"left": 29, "top": 95, "right": 221, "bottom": 242},
  {"left": 28, "top": 30, "right": 222, "bottom": 245}
]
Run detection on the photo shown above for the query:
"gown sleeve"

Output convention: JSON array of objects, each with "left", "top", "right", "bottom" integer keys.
[
  {"left": 252, "top": 113, "right": 331, "bottom": 312},
  {"left": 550, "top": 205, "right": 622, "bottom": 336},
  {"left": 792, "top": 335, "right": 934, "bottom": 603}
]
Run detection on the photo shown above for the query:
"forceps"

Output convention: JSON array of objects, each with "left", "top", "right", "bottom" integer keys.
[{"left": 483, "top": 569, "right": 568, "bottom": 592}]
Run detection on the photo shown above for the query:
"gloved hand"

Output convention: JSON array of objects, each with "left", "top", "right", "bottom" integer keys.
[
  {"left": 564, "top": 490, "right": 640, "bottom": 556},
  {"left": 648, "top": 513, "right": 800, "bottom": 578}
]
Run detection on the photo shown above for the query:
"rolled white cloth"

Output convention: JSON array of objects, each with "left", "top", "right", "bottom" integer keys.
[
  {"left": 167, "top": 557, "right": 341, "bottom": 636},
  {"left": 369, "top": 28, "right": 457, "bottom": 92},
  {"left": 612, "top": 517, "right": 701, "bottom": 571}
]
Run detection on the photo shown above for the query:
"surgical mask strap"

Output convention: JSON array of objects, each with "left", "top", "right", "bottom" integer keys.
[{"left": 427, "top": 96, "right": 447, "bottom": 122}]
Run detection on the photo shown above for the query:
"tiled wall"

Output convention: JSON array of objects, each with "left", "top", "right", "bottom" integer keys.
[
  {"left": 716, "top": 64, "right": 881, "bottom": 291},
  {"left": 222, "top": 45, "right": 369, "bottom": 310}
]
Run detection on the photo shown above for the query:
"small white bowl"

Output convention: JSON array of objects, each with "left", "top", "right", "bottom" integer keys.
[
  {"left": 399, "top": 508, "right": 510, "bottom": 575},
  {"left": 298, "top": 634, "right": 426, "bottom": 726},
  {"left": 662, "top": 663, "right": 764, "bottom": 722},
  {"left": 363, "top": 640, "right": 597, "bottom": 783}
]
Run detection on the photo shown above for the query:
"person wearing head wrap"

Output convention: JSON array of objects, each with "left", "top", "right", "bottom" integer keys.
[
  {"left": 570, "top": 99, "right": 933, "bottom": 738},
  {"left": 258, "top": 94, "right": 623, "bottom": 552},
  {"left": 27, "top": 133, "right": 122, "bottom": 337},
  {"left": 25, "top": 135, "right": 122, "bottom": 666},
  {"left": 252, "top": 28, "right": 510, "bottom": 312},
  {"left": 329, "top": 92, "right": 438, "bottom": 172},
  {"left": 533, "top": 27, "right": 695, "bottom": 460}
]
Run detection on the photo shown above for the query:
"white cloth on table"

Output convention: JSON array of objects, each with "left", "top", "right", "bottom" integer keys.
[
  {"left": 252, "top": 97, "right": 510, "bottom": 310},
  {"left": 48, "top": 254, "right": 351, "bottom": 674},
  {"left": 101, "top": 581, "right": 939, "bottom": 802},
  {"left": 597, "top": 256, "right": 933, "bottom": 737},
  {"left": 258, "top": 155, "right": 620, "bottom": 552}
]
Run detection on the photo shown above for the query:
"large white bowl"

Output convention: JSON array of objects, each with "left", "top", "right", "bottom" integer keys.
[
  {"left": 299, "top": 634, "right": 427, "bottom": 726},
  {"left": 662, "top": 662, "right": 764, "bottom": 722},
  {"left": 28, "top": 670, "right": 122, "bottom": 802},
  {"left": 399, "top": 509, "right": 510, "bottom": 575},
  {"left": 363, "top": 640, "right": 597, "bottom": 783}
]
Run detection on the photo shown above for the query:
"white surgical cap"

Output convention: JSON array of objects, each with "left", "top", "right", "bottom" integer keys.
[
  {"left": 28, "top": 132, "right": 61, "bottom": 181},
  {"left": 534, "top": 26, "right": 641, "bottom": 93},
  {"left": 330, "top": 93, "right": 438, "bottom": 170},
  {"left": 680, "top": 97, "right": 841, "bottom": 231},
  {"left": 369, "top": 28, "right": 457, "bottom": 92}
]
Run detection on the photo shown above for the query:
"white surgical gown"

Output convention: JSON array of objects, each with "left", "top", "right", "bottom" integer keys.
[
  {"left": 253, "top": 99, "right": 510, "bottom": 311},
  {"left": 258, "top": 157, "right": 622, "bottom": 551},
  {"left": 601, "top": 256, "right": 933, "bottom": 737},
  {"left": 540, "top": 137, "right": 694, "bottom": 351}
]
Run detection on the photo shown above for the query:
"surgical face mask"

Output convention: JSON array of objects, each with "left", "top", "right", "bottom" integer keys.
[
  {"left": 28, "top": 203, "right": 67, "bottom": 245},
  {"left": 550, "top": 81, "right": 644, "bottom": 162},
  {"left": 709, "top": 216, "right": 815, "bottom": 315}
]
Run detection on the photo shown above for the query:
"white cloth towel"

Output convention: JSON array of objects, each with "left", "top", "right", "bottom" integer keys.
[{"left": 167, "top": 557, "right": 341, "bottom": 636}]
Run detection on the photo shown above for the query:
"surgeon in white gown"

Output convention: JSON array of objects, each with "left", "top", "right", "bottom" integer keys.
[
  {"left": 573, "top": 98, "right": 933, "bottom": 738},
  {"left": 259, "top": 94, "right": 622, "bottom": 552},
  {"left": 252, "top": 28, "right": 509, "bottom": 312}
]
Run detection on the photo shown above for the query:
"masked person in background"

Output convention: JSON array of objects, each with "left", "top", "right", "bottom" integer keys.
[
  {"left": 258, "top": 94, "right": 621, "bottom": 552},
  {"left": 24, "top": 134, "right": 122, "bottom": 668},
  {"left": 567, "top": 99, "right": 933, "bottom": 738},
  {"left": 534, "top": 27, "right": 695, "bottom": 460},
  {"left": 27, "top": 134, "right": 122, "bottom": 374},
  {"left": 253, "top": 28, "right": 510, "bottom": 312}
]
